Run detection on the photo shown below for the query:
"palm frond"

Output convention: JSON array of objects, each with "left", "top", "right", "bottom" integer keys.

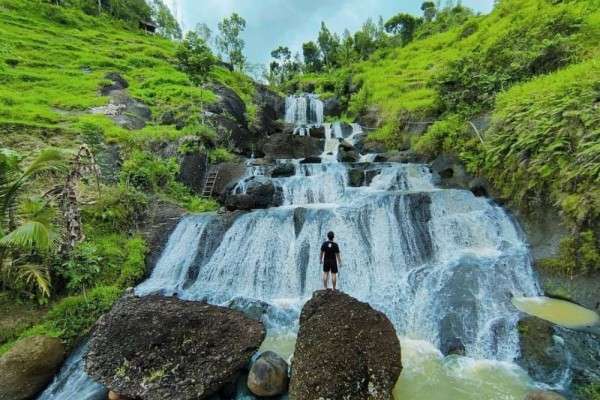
[
  {"left": 23, "top": 147, "right": 68, "bottom": 177},
  {"left": 17, "top": 263, "right": 51, "bottom": 298},
  {"left": 0, "top": 221, "right": 56, "bottom": 252}
]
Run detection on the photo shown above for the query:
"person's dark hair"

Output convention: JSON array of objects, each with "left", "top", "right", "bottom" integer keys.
[{"left": 327, "top": 231, "right": 334, "bottom": 240}]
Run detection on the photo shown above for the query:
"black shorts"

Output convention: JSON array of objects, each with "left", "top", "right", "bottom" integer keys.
[{"left": 323, "top": 262, "right": 338, "bottom": 274}]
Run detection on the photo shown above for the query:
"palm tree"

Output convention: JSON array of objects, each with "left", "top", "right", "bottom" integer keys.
[
  {"left": 0, "top": 148, "right": 67, "bottom": 231},
  {"left": 0, "top": 198, "right": 57, "bottom": 298},
  {"left": 0, "top": 148, "right": 66, "bottom": 299}
]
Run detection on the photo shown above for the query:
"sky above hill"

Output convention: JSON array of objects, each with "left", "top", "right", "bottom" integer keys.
[{"left": 166, "top": 0, "right": 495, "bottom": 65}]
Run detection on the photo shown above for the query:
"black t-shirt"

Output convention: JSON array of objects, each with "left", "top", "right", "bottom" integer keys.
[{"left": 321, "top": 240, "right": 340, "bottom": 265}]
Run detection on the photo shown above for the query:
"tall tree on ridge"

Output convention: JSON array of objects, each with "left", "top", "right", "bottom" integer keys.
[
  {"left": 421, "top": 1, "right": 437, "bottom": 22},
  {"left": 317, "top": 22, "right": 340, "bottom": 69},
  {"left": 216, "top": 13, "right": 247, "bottom": 71}
]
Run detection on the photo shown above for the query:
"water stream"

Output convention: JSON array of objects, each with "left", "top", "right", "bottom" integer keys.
[{"left": 40, "top": 94, "right": 545, "bottom": 400}]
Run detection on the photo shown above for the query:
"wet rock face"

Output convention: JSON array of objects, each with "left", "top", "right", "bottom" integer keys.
[
  {"left": 289, "top": 290, "right": 402, "bottom": 400},
  {"left": 252, "top": 84, "right": 285, "bottom": 136},
  {"left": 516, "top": 316, "right": 569, "bottom": 386},
  {"left": 271, "top": 163, "right": 296, "bottom": 178},
  {"left": 263, "top": 133, "right": 323, "bottom": 160},
  {"left": 441, "top": 337, "right": 466, "bottom": 356},
  {"left": 247, "top": 351, "right": 289, "bottom": 397},
  {"left": 86, "top": 294, "right": 265, "bottom": 400},
  {"left": 0, "top": 336, "right": 65, "bottom": 400},
  {"left": 323, "top": 96, "right": 342, "bottom": 117},
  {"left": 222, "top": 177, "right": 283, "bottom": 211},
  {"left": 206, "top": 83, "right": 247, "bottom": 126}
]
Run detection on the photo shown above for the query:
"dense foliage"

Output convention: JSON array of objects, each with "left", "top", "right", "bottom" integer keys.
[{"left": 0, "top": 0, "right": 252, "bottom": 354}]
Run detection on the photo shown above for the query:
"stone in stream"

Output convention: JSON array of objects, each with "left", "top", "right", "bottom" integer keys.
[
  {"left": 516, "top": 316, "right": 569, "bottom": 386},
  {"left": 0, "top": 336, "right": 65, "bottom": 400},
  {"left": 85, "top": 294, "right": 265, "bottom": 400},
  {"left": 222, "top": 177, "right": 283, "bottom": 211},
  {"left": 289, "top": 290, "right": 402, "bottom": 400},
  {"left": 524, "top": 390, "right": 567, "bottom": 400},
  {"left": 247, "top": 351, "right": 289, "bottom": 396}
]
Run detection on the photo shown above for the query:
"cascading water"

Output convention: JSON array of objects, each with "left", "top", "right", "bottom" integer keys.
[
  {"left": 285, "top": 94, "right": 323, "bottom": 136},
  {"left": 41, "top": 132, "right": 545, "bottom": 399}
]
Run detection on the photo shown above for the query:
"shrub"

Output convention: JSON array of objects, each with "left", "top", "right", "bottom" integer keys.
[
  {"left": 82, "top": 185, "right": 148, "bottom": 233},
  {"left": 0, "top": 285, "right": 122, "bottom": 354},
  {"left": 120, "top": 151, "right": 179, "bottom": 193},
  {"left": 539, "top": 230, "right": 600, "bottom": 277},
  {"left": 208, "top": 147, "right": 235, "bottom": 163},
  {"left": 117, "top": 236, "right": 148, "bottom": 288}
]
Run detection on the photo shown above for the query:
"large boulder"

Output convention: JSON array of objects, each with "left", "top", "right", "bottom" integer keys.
[
  {"left": 93, "top": 73, "right": 151, "bottom": 130},
  {"left": 252, "top": 84, "right": 285, "bottom": 136},
  {"left": 289, "top": 290, "right": 402, "bottom": 400},
  {"left": 271, "top": 163, "right": 296, "bottom": 178},
  {"left": 263, "top": 134, "right": 323, "bottom": 160},
  {"left": 86, "top": 294, "right": 265, "bottom": 400},
  {"left": 247, "top": 351, "right": 289, "bottom": 397},
  {"left": 524, "top": 390, "right": 567, "bottom": 400},
  {"left": 0, "top": 336, "right": 66, "bottom": 400},
  {"left": 338, "top": 141, "right": 359, "bottom": 163},
  {"left": 430, "top": 153, "right": 472, "bottom": 189},
  {"left": 323, "top": 97, "right": 343, "bottom": 117},
  {"left": 177, "top": 150, "right": 209, "bottom": 194},
  {"left": 222, "top": 177, "right": 283, "bottom": 211},
  {"left": 213, "top": 162, "right": 247, "bottom": 197},
  {"left": 206, "top": 83, "right": 247, "bottom": 126}
]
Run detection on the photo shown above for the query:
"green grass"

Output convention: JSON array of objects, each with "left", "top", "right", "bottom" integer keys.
[{"left": 0, "top": 0, "right": 253, "bottom": 153}]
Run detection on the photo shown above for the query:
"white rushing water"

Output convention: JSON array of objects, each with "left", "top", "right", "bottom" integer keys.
[
  {"left": 285, "top": 94, "right": 324, "bottom": 135},
  {"left": 41, "top": 118, "right": 543, "bottom": 399}
]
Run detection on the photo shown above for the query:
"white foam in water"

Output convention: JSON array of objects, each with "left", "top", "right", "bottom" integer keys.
[
  {"left": 37, "top": 341, "right": 106, "bottom": 400},
  {"left": 47, "top": 156, "right": 543, "bottom": 398}
]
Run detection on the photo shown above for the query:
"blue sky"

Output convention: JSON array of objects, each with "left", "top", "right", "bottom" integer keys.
[{"left": 167, "top": 0, "right": 495, "bottom": 65}]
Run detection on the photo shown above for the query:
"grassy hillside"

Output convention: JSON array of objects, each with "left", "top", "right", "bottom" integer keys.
[
  {"left": 290, "top": 0, "right": 600, "bottom": 273},
  {"left": 0, "top": 0, "right": 259, "bottom": 354}
]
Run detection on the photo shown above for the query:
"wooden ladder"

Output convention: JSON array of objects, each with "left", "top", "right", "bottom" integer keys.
[{"left": 201, "top": 168, "right": 219, "bottom": 198}]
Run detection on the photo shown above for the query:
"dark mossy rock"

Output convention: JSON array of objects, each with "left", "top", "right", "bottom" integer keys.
[
  {"left": 86, "top": 294, "right": 265, "bottom": 400},
  {"left": 289, "top": 290, "right": 402, "bottom": 400},
  {"left": 263, "top": 134, "right": 323, "bottom": 160},
  {"left": 516, "top": 316, "right": 569, "bottom": 386},
  {"left": 441, "top": 337, "right": 466, "bottom": 356},
  {"left": 299, "top": 156, "right": 322, "bottom": 164},
  {"left": 271, "top": 163, "right": 296, "bottom": 178},
  {"left": 308, "top": 126, "right": 325, "bottom": 139},
  {"left": 222, "top": 177, "right": 283, "bottom": 211}
]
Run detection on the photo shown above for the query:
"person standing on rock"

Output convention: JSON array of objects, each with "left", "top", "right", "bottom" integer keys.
[{"left": 321, "top": 231, "right": 341, "bottom": 290}]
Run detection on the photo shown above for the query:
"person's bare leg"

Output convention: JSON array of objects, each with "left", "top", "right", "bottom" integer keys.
[
  {"left": 322, "top": 271, "right": 329, "bottom": 289},
  {"left": 332, "top": 273, "right": 337, "bottom": 291}
]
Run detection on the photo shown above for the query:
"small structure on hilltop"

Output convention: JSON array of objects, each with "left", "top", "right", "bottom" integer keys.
[{"left": 139, "top": 20, "right": 158, "bottom": 34}]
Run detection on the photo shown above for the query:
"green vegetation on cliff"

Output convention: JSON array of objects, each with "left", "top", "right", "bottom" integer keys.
[{"left": 0, "top": 0, "right": 257, "bottom": 353}]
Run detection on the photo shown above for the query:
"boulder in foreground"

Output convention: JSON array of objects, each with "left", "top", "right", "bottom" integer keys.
[
  {"left": 86, "top": 294, "right": 265, "bottom": 400},
  {"left": 247, "top": 351, "right": 289, "bottom": 396},
  {"left": 289, "top": 290, "right": 402, "bottom": 400},
  {"left": 0, "top": 336, "right": 65, "bottom": 400}
]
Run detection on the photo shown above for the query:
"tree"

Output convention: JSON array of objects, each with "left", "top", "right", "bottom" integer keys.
[
  {"left": 421, "top": 1, "right": 437, "bottom": 22},
  {"left": 354, "top": 18, "right": 380, "bottom": 60},
  {"left": 317, "top": 22, "right": 340, "bottom": 68},
  {"left": 0, "top": 148, "right": 66, "bottom": 232},
  {"left": 195, "top": 23, "right": 213, "bottom": 44},
  {"left": 385, "top": 13, "right": 421, "bottom": 44},
  {"left": 176, "top": 31, "right": 216, "bottom": 86},
  {"left": 269, "top": 46, "right": 300, "bottom": 85},
  {"left": 150, "top": 0, "right": 182, "bottom": 40},
  {"left": 338, "top": 29, "right": 356, "bottom": 66},
  {"left": 176, "top": 31, "right": 216, "bottom": 122},
  {"left": 216, "top": 13, "right": 247, "bottom": 71},
  {"left": 302, "top": 41, "right": 323, "bottom": 73}
]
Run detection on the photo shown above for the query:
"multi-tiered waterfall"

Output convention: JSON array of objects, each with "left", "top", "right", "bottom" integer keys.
[{"left": 40, "top": 95, "right": 546, "bottom": 400}]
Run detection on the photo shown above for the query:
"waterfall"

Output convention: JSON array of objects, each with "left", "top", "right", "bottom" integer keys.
[
  {"left": 142, "top": 163, "right": 538, "bottom": 360},
  {"left": 285, "top": 94, "right": 324, "bottom": 136},
  {"left": 43, "top": 158, "right": 541, "bottom": 398},
  {"left": 37, "top": 341, "right": 106, "bottom": 400}
]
